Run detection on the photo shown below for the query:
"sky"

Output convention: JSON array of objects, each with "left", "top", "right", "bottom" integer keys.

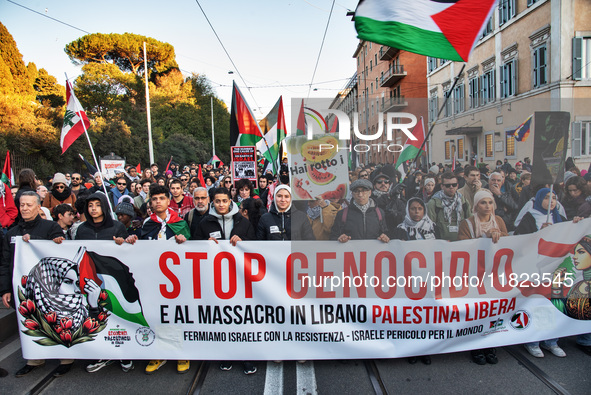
[{"left": 1, "top": 0, "right": 360, "bottom": 129}]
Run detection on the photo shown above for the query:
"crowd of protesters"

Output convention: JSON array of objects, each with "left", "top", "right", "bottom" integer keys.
[{"left": 0, "top": 156, "right": 590, "bottom": 379}]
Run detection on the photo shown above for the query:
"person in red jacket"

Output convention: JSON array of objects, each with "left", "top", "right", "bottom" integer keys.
[{"left": 0, "top": 182, "right": 17, "bottom": 234}]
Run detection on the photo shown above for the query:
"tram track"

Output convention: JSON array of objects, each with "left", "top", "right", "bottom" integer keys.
[
  {"left": 364, "top": 360, "right": 389, "bottom": 395},
  {"left": 185, "top": 361, "right": 210, "bottom": 395}
]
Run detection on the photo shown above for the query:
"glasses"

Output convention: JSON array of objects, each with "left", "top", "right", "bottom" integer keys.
[
  {"left": 443, "top": 183, "right": 458, "bottom": 188},
  {"left": 359, "top": 174, "right": 368, "bottom": 178},
  {"left": 181, "top": 178, "right": 188, "bottom": 181},
  {"left": 375, "top": 180, "right": 390, "bottom": 185},
  {"left": 117, "top": 183, "right": 127, "bottom": 186},
  {"left": 55, "top": 185, "right": 65, "bottom": 190},
  {"left": 225, "top": 180, "right": 232, "bottom": 184},
  {"left": 72, "top": 177, "right": 80, "bottom": 180}
]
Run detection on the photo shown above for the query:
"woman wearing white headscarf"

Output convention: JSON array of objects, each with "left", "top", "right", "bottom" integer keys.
[
  {"left": 458, "top": 189, "right": 508, "bottom": 365},
  {"left": 392, "top": 197, "right": 439, "bottom": 240},
  {"left": 458, "top": 190, "right": 508, "bottom": 242}
]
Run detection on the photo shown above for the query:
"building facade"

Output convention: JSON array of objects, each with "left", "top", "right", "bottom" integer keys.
[{"left": 427, "top": 0, "right": 591, "bottom": 171}]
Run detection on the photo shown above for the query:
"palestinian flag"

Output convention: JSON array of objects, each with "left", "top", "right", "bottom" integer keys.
[
  {"left": 141, "top": 209, "right": 191, "bottom": 240},
  {"left": 394, "top": 116, "right": 426, "bottom": 171},
  {"left": 1, "top": 150, "right": 14, "bottom": 187},
  {"left": 257, "top": 97, "right": 287, "bottom": 173},
  {"left": 230, "top": 81, "right": 265, "bottom": 147},
  {"left": 295, "top": 99, "right": 306, "bottom": 136},
  {"left": 78, "top": 249, "right": 149, "bottom": 327},
  {"left": 61, "top": 80, "right": 90, "bottom": 154},
  {"left": 354, "top": 0, "right": 498, "bottom": 62}
]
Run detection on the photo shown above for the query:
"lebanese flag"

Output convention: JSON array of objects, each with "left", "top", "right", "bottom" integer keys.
[
  {"left": 1, "top": 151, "right": 14, "bottom": 187},
  {"left": 61, "top": 80, "right": 90, "bottom": 154},
  {"left": 78, "top": 248, "right": 149, "bottom": 327},
  {"left": 229, "top": 81, "right": 265, "bottom": 147},
  {"left": 394, "top": 116, "right": 426, "bottom": 171},
  {"left": 355, "top": 0, "right": 498, "bottom": 62}
]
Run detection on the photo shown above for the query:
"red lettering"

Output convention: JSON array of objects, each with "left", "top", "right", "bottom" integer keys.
[
  {"left": 493, "top": 249, "right": 514, "bottom": 292},
  {"left": 477, "top": 250, "right": 486, "bottom": 295},
  {"left": 449, "top": 251, "right": 470, "bottom": 298},
  {"left": 159, "top": 252, "right": 180, "bottom": 299},
  {"left": 244, "top": 253, "right": 266, "bottom": 298},
  {"left": 214, "top": 252, "right": 237, "bottom": 299},
  {"left": 374, "top": 251, "right": 396, "bottom": 299},
  {"left": 404, "top": 251, "right": 426, "bottom": 300},
  {"left": 343, "top": 252, "right": 367, "bottom": 298},
  {"left": 316, "top": 252, "right": 337, "bottom": 298},
  {"left": 286, "top": 253, "right": 308, "bottom": 299},
  {"left": 185, "top": 252, "right": 207, "bottom": 299}
]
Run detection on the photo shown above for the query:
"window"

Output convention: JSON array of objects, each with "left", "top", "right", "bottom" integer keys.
[
  {"left": 505, "top": 132, "right": 515, "bottom": 157},
  {"left": 572, "top": 121, "right": 591, "bottom": 157},
  {"left": 485, "top": 133, "right": 494, "bottom": 158},
  {"left": 428, "top": 57, "right": 438, "bottom": 72},
  {"left": 527, "top": 0, "right": 539, "bottom": 6},
  {"left": 370, "top": 83, "right": 373, "bottom": 95},
  {"left": 482, "top": 17, "right": 493, "bottom": 38},
  {"left": 499, "top": 0, "right": 515, "bottom": 26},
  {"left": 572, "top": 37, "right": 591, "bottom": 80},
  {"left": 480, "top": 69, "right": 496, "bottom": 104},
  {"left": 532, "top": 45, "right": 547, "bottom": 88},
  {"left": 453, "top": 84, "right": 465, "bottom": 114},
  {"left": 469, "top": 77, "right": 480, "bottom": 108},
  {"left": 444, "top": 140, "right": 451, "bottom": 160},
  {"left": 375, "top": 54, "right": 377, "bottom": 65},
  {"left": 370, "top": 60, "right": 373, "bottom": 72},
  {"left": 457, "top": 138, "right": 464, "bottom": 160},
  {"left": 500, "top": 60, "right": 517, "bottom": 98},
  {"left": 428, "top": 95, "right": 438, "bottom": 123},
  {"left": 444, "top": 89, "right": 452, "bottom": 117}
]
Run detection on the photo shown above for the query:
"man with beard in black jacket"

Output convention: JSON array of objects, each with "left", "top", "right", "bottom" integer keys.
[
  {"left": 0, "top": 191, "right": 72, "bottom": 377},
  {"left": 330, "top": 179, "right": 389, "bottom": 243}
]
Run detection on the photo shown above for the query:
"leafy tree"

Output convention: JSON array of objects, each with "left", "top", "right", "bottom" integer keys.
[
  {"left": 65, "top": 33, "right": 178, "bottom": 77},
  {"left": 156, "top": 133, "right": 209, "bottom": 166},
  {"left": 34, "top": 68, "right": 66, "bottom": 108},
  {"left": 0, "top": 22, "right": 34, "bottom": 96}
]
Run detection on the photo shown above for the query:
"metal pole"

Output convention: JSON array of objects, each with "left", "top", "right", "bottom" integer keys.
[
  {"left": 211, "top": 96, "right": 216, "bottom": 157},
  {"left": 144, "top": 42, "right": 154, "bottom": 165},
  {"left": 546, "top": 183, "right": 554, "bottom": 224}
]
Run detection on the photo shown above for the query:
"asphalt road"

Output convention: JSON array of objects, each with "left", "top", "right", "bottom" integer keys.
[{"left": 1, "top": 332, "right": 589, "bottom": 394}]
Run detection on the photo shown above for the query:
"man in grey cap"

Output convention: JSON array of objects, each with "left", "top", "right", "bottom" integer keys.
[
  {"left": 330, "top": 179, "right": 389, "bottom": 243},
  {"left": 115, "top": 199, "right": 141, "bottom": 236}
]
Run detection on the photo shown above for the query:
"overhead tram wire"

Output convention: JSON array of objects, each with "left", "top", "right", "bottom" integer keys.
[
  {"left": 306, "top": 0, "right": 337, "bottom": 101},
  {"left": 6, "top": 0, "right": 91, "bottom": 34},
  {"left": 193, "top": 0, "right": 263, "bottom": 114}
]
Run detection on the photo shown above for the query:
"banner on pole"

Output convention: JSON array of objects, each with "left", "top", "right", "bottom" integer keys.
[{"left": 12, "top": 220, "right": 591, "bottom": 360}]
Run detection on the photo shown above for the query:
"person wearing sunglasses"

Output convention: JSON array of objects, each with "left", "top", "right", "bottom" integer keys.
[
  {"left": 426, "top": 172, "right": 471, "bottom": 241},
  {"left": 69, "top": 173, "right": 87, "bottom": 198},
  {"left": 42, "top": 173, "right": 77, "bottom": 212},
  {"left": 108, "top": 177, "right": 131, "bottom": 208}
]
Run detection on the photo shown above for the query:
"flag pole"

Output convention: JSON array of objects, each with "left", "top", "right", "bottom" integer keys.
[
  {"left": 546, "top": 183, "right": 554, "bottom": 224},
  {"left": 211, "top": 96, "right": 216, "bottom": 157},
  {"left": 144, "top": 42, "right": 155, "bottom": 165},
  {"left": 65, "top": 74, "right": 115, "bottom": 216},
  {"left": 410, "top": 63, "right": 466, "bottom": 171}
]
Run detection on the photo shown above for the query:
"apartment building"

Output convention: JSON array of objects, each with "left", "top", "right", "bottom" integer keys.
[{"left": 427, "top": 0, "right": 591, "bottom": 171}]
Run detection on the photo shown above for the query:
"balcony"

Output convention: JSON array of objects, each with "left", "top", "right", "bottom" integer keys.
[
  {"left": 380, "top": 65, "right": 406, "bottom": 87},
  {"left": 379, "top": 46, "right": 400, "bottom": 61},
  {"left": 381, "top": 96, "right": 407, "bottom": 113}
]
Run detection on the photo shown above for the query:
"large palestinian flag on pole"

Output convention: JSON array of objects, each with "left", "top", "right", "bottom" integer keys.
[
  {"left": 229, "top": 81, "right": 265, "bottom": 147},
  {"left": 78, "top": 249, "right": 149, "bottom": 327},
  {"left": 1, "top": 150, "right": 14, "bottom": 187},
  {"left": 257, "top": 97, "right": 287, "bottom": 173},
  {"left": 354, "top": 0, "right": 498, "bottom": 62}
]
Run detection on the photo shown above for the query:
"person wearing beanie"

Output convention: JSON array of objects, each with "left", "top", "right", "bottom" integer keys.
[
  {"left": 257, "top": 185, "right": 313, "bottom": 241},
  {"left": 42, "top": 173, "right": 76, "bottom": 212},
  {"left": 115, "top": 201, "right": 141, "bottom": 237}
]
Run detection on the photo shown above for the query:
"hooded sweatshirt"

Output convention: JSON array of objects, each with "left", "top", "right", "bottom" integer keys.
[
  {"left": 194, "top": 201, "right": 255, "bottom": 241},
  {"left": 75, "top": 192, "right": 128, "bottom": 240}
]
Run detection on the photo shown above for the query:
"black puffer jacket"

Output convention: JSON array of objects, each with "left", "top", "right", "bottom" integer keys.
[
  {"left": 75, "top": 192, "right": 128, "bottom": 240},
  {"left": 194, "top": 203, "right": 255, "bottom": 241},
  {"left": 257, "top": 203, "right": 314, "bottom": 241},
  {"left": 0, "top": 215, "right": 63, "bottom": 295},
  {"left": 330, "top": 199, "right": 388, "bottom": 240}
]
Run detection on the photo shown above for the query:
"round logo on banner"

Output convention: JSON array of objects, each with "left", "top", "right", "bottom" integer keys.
[
  {"left": 509, "top": 310, "right": 531, "bottom": 330},
  {"left": 135, "top": 327, "right": 155, "bottom": 346}
]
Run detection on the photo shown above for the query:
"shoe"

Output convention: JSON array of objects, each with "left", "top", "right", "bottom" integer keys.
[
  {"left": 541, "top": 344, "right": 566, "bottom": 357},
  {"left": 471, "top": 350, "right": 486, "bottom": 365},
  {"left": 0, "top": 368, "right": 7, "bottom": 377},
  {"left": 524, "top": 344, "right": 544, "bottom": 358},
  {"left": 53, "top": 363, "right": 73, "bottom": 377},
  {"left": 15, "top": 363, "right": 44, "bottom": 378},
  {"left": 407, "top": 357, "right": 418, "bottom": 364},
  {"left": 485, "top": 349, "right": 498, "bottom": 364},
  {"left": 177, "top": 360, "right": 190, "bottom": 374},
  {"left": 86, "top": 359, "right": 114, "bottom": 373},
  {"left": 243, "top": 362, "right": 257, "bottom": 375},
  {"left": 120, "top": 360, "right": 134, "bottom": 373},
  {"left": 220, "top": 361, "right": 232, "bottom": 371},
  {"left": 421, "top": 356, "right": 432, "bottom": 365},
  {"left": 577, "top": 343, "right": 591, "bottom": 356},
  {"left": 145, "top": 360, "right": 166, "bottom": 374}
]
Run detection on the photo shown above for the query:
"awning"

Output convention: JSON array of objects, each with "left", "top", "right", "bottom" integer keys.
[{"left": 445, "top": 126, "right": 483, "bottom": 135}]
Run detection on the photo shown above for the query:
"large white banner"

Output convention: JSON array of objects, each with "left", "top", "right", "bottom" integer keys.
[{"left": 12, "top": 219, "right": 591, "bottom": 360}]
